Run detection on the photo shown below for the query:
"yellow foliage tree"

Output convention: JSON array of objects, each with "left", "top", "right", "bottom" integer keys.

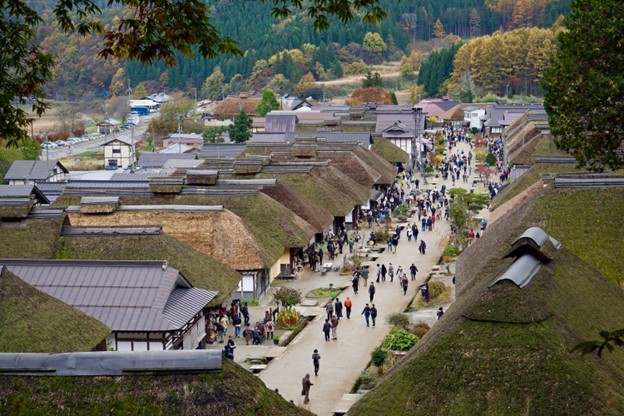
[
  {"left": 296, "top": 72, "right": 317, "bottom": 95},
  {"left": 433, "top": 19, "right": 446, "bottom": 38}
]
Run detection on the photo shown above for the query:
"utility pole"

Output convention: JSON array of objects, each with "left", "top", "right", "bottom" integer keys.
[
  {"left": 177, "top": 114, "right": 183, "bottom": 154},
  {"left": 130, "top": 124, "right": 135, "bottom": 172},
  {"left": 45, "top": 131, "right": 49, "bottom": 162}
]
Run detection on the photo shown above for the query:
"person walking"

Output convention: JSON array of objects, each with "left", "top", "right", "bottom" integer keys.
[
  {"left": 232, "top": 313, "right": 242, "bottom": 338},
  {"left": 370, "top": 304, "right": 378, "bottom": 327},
  {"left": 437, "top": 307, "right": 444, "bottom": 320},
  {"left": 322, "top": 319, "right": 331, "bottom": 341},
  {"left": 376, "top": 263, "right": 381, "bottom": 283},
  {"left": 325, "top": 300, "right": 334, "bottom": 321},
  {"left": 401, "top": 275, "right": 409, "bottom": 295},
  {"left": 344, "top": 296, "right": 353, "bottom": 319},
  {"left": 361, "top": 267, "right": 369, "bottom": 287},
  {"left": 241, "top": 302, "right": 250, "bottom": 326},
  {"left": 419, "top": 240, "right": 427, "bottom": 255},
  {"left": 362, "top": 303, "right": 371, "bottom": 327},
  {"left": 388, "top": 263, "right": 394, "bottom": 282},
  {"left": 334, "top": 298, "right": 343, "bottom": 320},
  {"left": 368, "top": 282, "right": 376, "bottom": 302},
  {"left": 312, "top": 349, "right": 321, "bottom": 376},
  {"left": 352, "top": 274, "right": 359, "bottom": 294},
  {"left": 381, "top": 264, "right": 387, "bottom": 282},
  {"left": 409, "top": 263, "right": 418, "bottom": 281},
  {"left": 302, "top": 373, "right": 313, "bottom": 404},
  {"left": 265, "top": 318, "right": 274, "bottom": 340},
  {"left": 330, "top": 314, "right": 339, "bottom": 340}
]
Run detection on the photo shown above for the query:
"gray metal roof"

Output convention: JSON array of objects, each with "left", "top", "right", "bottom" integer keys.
[
  {"left": 27, "top": 207, "right": 65, "bottom": 219},
  {"left": 1, "top": 259, "right": 216, "bottom": 332},
  {"left": 376, "top": 113, "right": 424, "bottom": 134},
  {"left": 216, "top": 179, "right": 276, "bottom": 186},
  {"left": 287, "top": 132, "right": 371, "bottom": 147},
  {"left": 0, "top": 350, "right": 221, "bottom": 376},
  {"left": 110, "top": 171, "right": 169, "bottom": 181},
  {"left": 250, "top": 133, "right": 288, "bottom": 143},
  {"left": 61, "top": 226, "right": 162, "bottom": 236},
  {"left": 102, "top": 136, "right": 134, "bottom": 146},
  {"left": 164, "top": 287, "right": 217, "bottom": 327},
  {"left": 138, "top": 153, "right": 196, "bottom": 168},
  {"left": 80, "top": 196, "right": 120, "bottom": 205},
  {"left": 162, "top": 159, "right": 205, "bottom": 169},
  {"left": 4, "top": 160, "right": 67, "bottom": 181},
  {"left": 0, "top": 184, "right": 50, "bottom": 204},
  {"left": 265, "top": 114, "right": 298, "bottom": 133},
  {"left": 197, "top": 144, "right": 246, "bottom": 159},
  {"left": 492, "top": 253, "right": 542, "bottom": 288}
]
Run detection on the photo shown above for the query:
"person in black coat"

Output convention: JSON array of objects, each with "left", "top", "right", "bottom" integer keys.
[
  {"left": 368, "top": 282, "right": 376, "bottom": 302},
  {"left": 322, "top": 319, "right": 331, "bottom": 341},
  {"left": 352, "top": 275, "right": 359, "bottom": 294},
  {"left": 334, "top": 298, "right": 343, "bottom": 319},
  {"left": 370, "top": 304, "right": 378, "bottom": 327}
]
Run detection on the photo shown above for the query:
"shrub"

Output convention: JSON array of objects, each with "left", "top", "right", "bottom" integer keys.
[
  {"left": 273, "top": 287, "right": 302, "bottom": 307},
  {"left": 428, "top": 281, "right": 447, "bottom": 300},
  {"left": 382, "top": 329, "right": 419, "bottom": 351},
  {"left": 370, "top": 347, "right": 388, "bottom": 374},
  {"left": 411, "top": 322, "right": 431, "bottom": 338},
  {"left": 485, "top": 152, "right": 497, "bottom": 166},
  {"left": 442, "top": 242, "right": 461, "bottom": 263},
  {"left": 386, "top": 313, "right": 410, "bottom": 329},
  {"left": 475, "top": 149, "right": 488, "bottom": 162},
  {"left": 375, "top": 228, "right": 390, "bottom": 243},
  {"left": 277, "top": 308, "right": 300, "bottom": 328},
  {"left": 392, "top": 204, "right": 410, "bottom": 217}
]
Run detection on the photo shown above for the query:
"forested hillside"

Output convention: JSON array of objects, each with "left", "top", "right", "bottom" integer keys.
[{"left": 32, "top": 0, "right": 570, "bottom": 100}]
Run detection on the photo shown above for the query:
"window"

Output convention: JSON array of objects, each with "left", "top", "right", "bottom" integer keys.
[{"left": 112, "top": 149, "right": 121, "bottom": 154}]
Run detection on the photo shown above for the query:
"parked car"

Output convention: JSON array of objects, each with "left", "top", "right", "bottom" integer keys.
[
  {"left": 55, "top": 140, "right": 66, "bottom": 146},
  {"left": 41, "top": 141, "right": 57, "bottom": 149}
]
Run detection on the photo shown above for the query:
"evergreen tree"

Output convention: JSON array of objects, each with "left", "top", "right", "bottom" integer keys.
[
  {"left": 542, "top": 0, "right": 624, "bottom": 170},
  {"left": 201, "top": 68, "right": 225, "bottom": 100},
  {"left": 229, "top": 108, "right": 252, "bottom": 143},
  {"left": 256, "top": 88, "right": 280, "bottom": 116}
]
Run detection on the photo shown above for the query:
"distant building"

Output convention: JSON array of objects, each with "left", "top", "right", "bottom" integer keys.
[
  {"left": 103, "top": 137, "right": 135, "bottom": 169},
  {"left": 98, "top": 118, "right": 122, "bottom": 135},
  {"left": 163, "top": 133, "right": 204, "bottom": 149},
  {"left": 4, "top": 160, "right": 68, "bottom": 185}
]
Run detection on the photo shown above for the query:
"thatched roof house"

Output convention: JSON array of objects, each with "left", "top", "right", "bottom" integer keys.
[
  {"left": 212, "top": 93, "right": 261, "bottom": 119},
  {"left": 371, "top": 137, "right": 410, "bottom": 163},
  {"left": 351, "top": 187, "right": 624, "bottom": 415},
  {"left": 0, "top": 266, "right": 111, "bottom": 353}
]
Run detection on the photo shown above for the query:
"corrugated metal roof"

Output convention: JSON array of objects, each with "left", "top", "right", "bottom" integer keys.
[
  {"left": 197, "top": 144, "right": 246, "bottom": 159},
  {"left": 265, "top": 114, "right": 298, "bottom": 133},
  {"left": 162, "top": 159, "right": 205, "bottom": 169},
  {"left": 110, "top": 171, "right": 169, "bottom": 181},
  {"left": 163, "top": 288, "right": 217, "bottom": 327},
  {"left": 249, "top": 133, "right": 288, "bottom": 143},
  {"left": 61, "top": 226, "right": 162, "bottom": 236},
  {"left": 81, "top": 196, "right": 120, "bottom": 205},
  {"left": 1, "top": 259, "right": 216, "bottom": 332},
  {"left": 0, "top": 184, "right": 49, "bottom": 204},
  {"left": 117, "top": 205, "right": 224, "bottom": 212},
  {"left": 511, "top": 226, "right": 561, "bottom": 249},
  {"left": 492, "top": 253, "right": 542, "bottom": 289},
  {"left": 0, "top": 350, "right": 221, "bottom": 376},
  {"left": 216, "top": 179, "right": 276, "bottom": 186}
]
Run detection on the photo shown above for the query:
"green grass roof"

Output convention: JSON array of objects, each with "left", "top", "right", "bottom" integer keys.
[
  {"left": 0, "top": 359, "right": 313, "bottom": 415},
  {"left": 58, "top": 233, "right": 242, "bottom": 304},
  {"left": 0, "top": 217, "right": 64, "bottom": 258},
  {"left": 0, "top": 267, "right": 110, "bottom": 353},
  {"left": 351, "top": 188, "right": 624, "bottom": 415},
  {"left": 311, "top": 165, "right": 370, "bottom": 206},
  {"left": 353, "top": 146, "right": 399, "bottom": 184},
  {"left": 371, "top": 137, "right": 410, "bottom": 164}
]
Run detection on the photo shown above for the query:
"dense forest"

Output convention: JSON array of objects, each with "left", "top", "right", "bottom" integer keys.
[{"left": 31, "top": 0, "right": 571, "bottom": 100}]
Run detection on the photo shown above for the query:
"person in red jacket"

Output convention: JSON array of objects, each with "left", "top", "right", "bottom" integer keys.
[{"left": 344, "top": 297, "right": 353, "bottom": 319}]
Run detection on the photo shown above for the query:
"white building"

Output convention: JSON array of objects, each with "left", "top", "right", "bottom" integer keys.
[
  {"left": 463, "top": 106, "right": 486, "bottom": 130},
  {"left": 103, "top": 137, "right": 135, "bottom": 169}
]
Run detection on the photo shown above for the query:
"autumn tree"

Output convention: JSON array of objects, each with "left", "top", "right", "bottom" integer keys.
[
  {"left": 469, "top": 9, "right": 481, "bottom": 38},
  {"left": 362, "top": 32, "right": 387, "bottom": 63},
  {"left": 296, "top": 72, "right": 318, "bottom": 96},
  {"left": 433, "top": 19, "right": 446, "bottom": 38},
  {"left": 409, "top": 84, "right": 425, "bottom": 104},
  {"left": 542, "top": 0, "right": 624, "bottom": 170},
  {"left": 256, "top": 88, "right": 280, "bottom": 116},
  {"left": 201, "top": 68, "right": 225, "bottom": 100},
  {"left": 132, "top": 83, "right": 148, "bottom": 99},
  {"left": 2, "top": 0, "right": 388, "bottom": 148},
  {"left": 110, "top": 68, "right": 127, "bottom": 97}
]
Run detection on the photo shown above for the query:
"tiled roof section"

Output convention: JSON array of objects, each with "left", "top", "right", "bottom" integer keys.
[
  {"left": 250, "top": 133, "right": 288, "bottom": 143},
  {"left": 197, "top": 144, "right": 246, "bottom": 159},
  {"left": 0, "top": 184, "right": 50, "bottom": 204},
  {"left": 0, "top": 350, "right": 221, "bottom": 376},
  {"left": 1, "top": 259, "right": 216, "bottom": 332},
  {"left": 4, "top": 160, "right": 68, "bottom": 181},
  {"left": 163, "top": 288, "right": 217, "bottom": 327},
  {"left": 110, "top": 171, "right": 169, "bottom": 181},
  {"left": 376, "top": 113, "right": 425, "bottom": 133}
]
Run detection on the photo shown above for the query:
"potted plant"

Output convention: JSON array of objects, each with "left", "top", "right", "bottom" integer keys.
[{"left": 273, "top": 334, "right": 281, "bottom": 345}]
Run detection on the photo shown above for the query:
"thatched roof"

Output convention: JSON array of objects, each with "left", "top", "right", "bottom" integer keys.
[
  {"left": 0, "top": 266, "right": 110, "bottom": 353},
  {"left": 317, "top": 151, "right": 380, "bottom": 188},
  {"left": 311, "top": 165, "right": 370, "bottom": 206},
  {"left": 258, "top": 171, "right": 356, "bottom": 217},
  {"left": 57, "top": 233, "right": 242, "bottom": 304},
  {"left": 213, "top": 96, "right": 261, "bottom": 119},
  {"left": 440, "top": 104, "right": 466, "bottom": 121},
  {"left": 352, "top": 146, "right": 399, "bottom": 184},
  {"left": 0, "top": 217, "right": 64, "bottom": 259},
  {"left": 371, "top": 137, "right": 410, "bottom": 163},
  {"left": 351, "top": 187, "right": 624, "bottom": 415},
  {"left": 0, "top": 360, "right": 312, "bottom": 415},
  {"left": 67, "top": 208, "right": 272, "bottom": 270},
  {"left": 261, "top": 181, "right": 334, "bottom": 233}
]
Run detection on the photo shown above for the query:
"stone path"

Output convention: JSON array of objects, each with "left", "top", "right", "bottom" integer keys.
[{"left": 231, "top": 139, "right": 479, "bottom": 415}]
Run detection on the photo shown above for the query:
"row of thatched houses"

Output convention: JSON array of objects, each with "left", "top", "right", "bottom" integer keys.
[{"left": 0, "top": 135, "right": 405, "bottom": 353}]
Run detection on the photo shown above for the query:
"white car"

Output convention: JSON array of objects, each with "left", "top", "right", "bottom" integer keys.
[{"left": 55, "top": 140, "right": 66, "bottom": 146}]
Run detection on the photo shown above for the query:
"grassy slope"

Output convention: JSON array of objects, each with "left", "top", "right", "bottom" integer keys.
[
  {"left": 351, "top": 188, "right": 624, "bottom": 415},
  {"left": 0, "top": 359, "right": 313, "bottom": 416},
  {"left": 58, "top": 233, "right": 242, "bottom": 304},
  {"left": 0, "top": 217, "right": 64, "bottom": 258},
  {"left": 0, "top": 268, "right": 110, "bottom": 353}
]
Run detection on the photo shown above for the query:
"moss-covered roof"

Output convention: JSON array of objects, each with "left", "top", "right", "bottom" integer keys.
[
  {"left": 0, "top": 359, "right": 313, "bottom": 415},
  {"left": 351, "top": 188, "right": 624, "bottom": 415},
  {"left": 0, "top": 267, "right": 110, "bottom": 353},
  {"left": 0, "top": 217, "right": 64, "bottom": 258},
  {"left": 311, "top": 164, "right": 370, "bottom": 206},
  {"left": 353, "top": 146, "right": 399, "bottom": 184},
  {"left": 57, "top": 233, "right": 242, "bottom": 304},
  {"left": 371, "top": 137, "right": 410, "bottom": 164}
]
